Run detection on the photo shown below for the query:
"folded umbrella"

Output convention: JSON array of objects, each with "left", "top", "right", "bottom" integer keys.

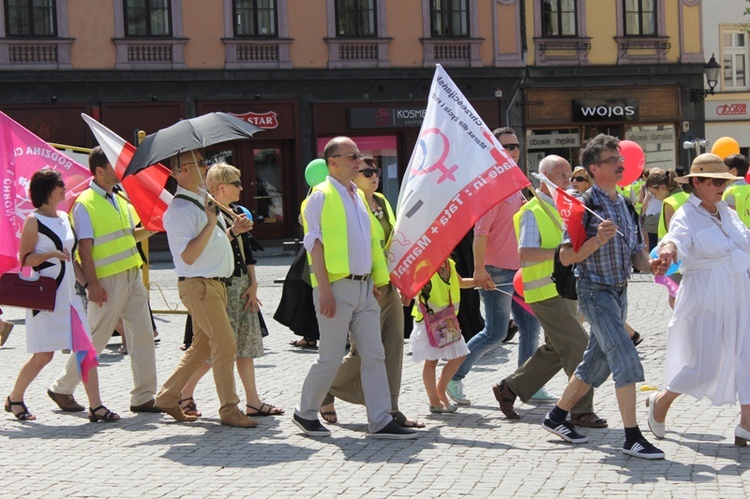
[{"left": 124, "top": 112, "right": 263, "bottom": 178}]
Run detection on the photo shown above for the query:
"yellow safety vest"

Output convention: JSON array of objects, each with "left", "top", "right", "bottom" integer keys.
[
  {"left": 301, "top": 180, "right": 389, "bottom": 288},
  {"left": 512, "top": 197, "right": 562, "bottom": 304},
  {"left": 724, "top": 183, "right": 750, "bottom": 228},
  {"left": 73, "top": 189, "right": 142, "bottom": 279},
  {"left": 412, "top": 258, "right": 461, "bottom": 322},
  {"left": 632, "top": 180, "right": 645, "bottom": 214},
  {"left": 658, "top": 191, "right": 688, "bottom": 239}
]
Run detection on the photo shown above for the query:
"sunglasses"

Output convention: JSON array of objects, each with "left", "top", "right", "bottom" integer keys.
[
  {"left": 55, "top": 180, "right": 65, "bottom": 188},
  {"left": 596, "top": 155, "right": 625, "bottom": 166},
  {"left": 359, "top": 168, "right": 381, "bottom": 178},
  {"left": 226, "top": 180, "right": 241, "bottom": 187},
  {"left": 332, "top": 152, "right": 364, "bottom": 161},
  {"left": 702, "top": 178, "right": 729, "bottom": 187},
  {"left": 502, "top": 143, "right": 520, "bottom": 151},
  {"left": 571, "top": 176, "right": 588, "bottom": 183}
]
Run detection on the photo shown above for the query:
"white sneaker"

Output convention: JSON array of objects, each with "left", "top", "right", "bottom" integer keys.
[
  {"left": 446, "top": 380, "right": 471, "bottom": 405},
  {"left": 529, "top": 387, "right": 559, "bottom": 402}
]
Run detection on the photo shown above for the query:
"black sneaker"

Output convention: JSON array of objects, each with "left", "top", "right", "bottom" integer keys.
[
  {"left": 542, "top": 416, "right": 589, "bottom": 444},
  {"left": 502, "top": 320, "right": 519, "bottom": 343},
  {"left": 293, "top": 413, "right": 331, "bottom": 437},
  {"left": 623, "top": 438, "right": 665, "bottom": 460},
  {"left": 631, "top": 332, "right": 643, "bottom": 346},
  {"left": 369, "top": 420, "right": 419, "bottom": 439}
]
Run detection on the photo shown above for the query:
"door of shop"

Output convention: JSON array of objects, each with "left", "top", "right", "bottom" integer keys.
[{"left": 205, "top": 139, "right": 293, "bottom": 240}]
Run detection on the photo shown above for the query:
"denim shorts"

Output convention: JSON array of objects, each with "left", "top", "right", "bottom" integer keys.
[{"left": 574, "top": 278, "right": 644, "bottom": 388}]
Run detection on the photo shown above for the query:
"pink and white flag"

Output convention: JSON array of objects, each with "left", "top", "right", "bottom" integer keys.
[
  {"left": 388, "top": 65, "right": 530, "bottom": 300},
  {"left": 82, "top": 114, "right": 173, "bottom": 232},
  {"left": 0, "top": 112, "right": 92, "bottom": 275}
]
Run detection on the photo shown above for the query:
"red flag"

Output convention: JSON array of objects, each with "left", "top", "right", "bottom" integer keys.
[
  {"left": 82, "top": 114, "right": 172, "bottom": 232},
  {"left": 0, "top": 112, "right": 92, "bottom": 274},
  {"left": 387, "top": 66, "right": 530, "bottom": 300},
  {"left": 534, "top": 174, "right": 588, "bottom": 251}
]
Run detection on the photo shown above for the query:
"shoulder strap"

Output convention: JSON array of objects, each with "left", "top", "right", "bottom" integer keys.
[{"left": 174, "top": 194, "right": 204, "bottom": 211}]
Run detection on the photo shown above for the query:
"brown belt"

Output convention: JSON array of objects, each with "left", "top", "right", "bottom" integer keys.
[
  {"left": 344, "top": 274, "right": 370, "bottom": 282},
  {"left": 178, "top": 276, "right": 231, "bottom": 285}
]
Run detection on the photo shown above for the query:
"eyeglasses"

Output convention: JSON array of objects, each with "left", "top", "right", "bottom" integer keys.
[
  {"left": 502, "top": 143, "right": 520, "bottom": 151},
  {"left": 359, "top": 168, "right": 381, "bottom": 178},
  {"left": 702, "top": 178, "right": 729, "bottom": 187},
  {"left": 226, "top": 180, "right": 241, "bottom": 187},
  {"left": 332, "top": 152, "right": 364, "bottom": 161},
  {"left": 596, "top": 155, "right": 625, "bottom": 166},
  {"left": 571, "top": 176, "right": 588, "bottom": 183}
]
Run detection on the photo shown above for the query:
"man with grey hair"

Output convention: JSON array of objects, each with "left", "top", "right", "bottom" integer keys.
[{"left": 492, "top": 155, "right": 606, "bottom": 428}]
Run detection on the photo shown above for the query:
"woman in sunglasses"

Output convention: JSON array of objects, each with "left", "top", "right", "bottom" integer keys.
[
  {"left": 570, "top": 166, "right": 592, "bottom": 194},
  {"left": 650, "top": 153, "right": 750, "bottom": 446},
  {"left": 320, "top": 156, "right": 424, "bottom": 429}
]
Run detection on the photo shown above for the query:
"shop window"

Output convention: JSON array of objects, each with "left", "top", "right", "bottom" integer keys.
[
  {"left": 253, "top": 148, "right": 285, "bottom": 227},
  {"left": 325, "top": 0, "right": 390, "bottom": 68},
  {"left": 224, "top": 0, "right": 289, "bottom": 68},
  {"left": 336, "top": 0, "right": 376, "bottom": 37},
  {"left": 722, "top": 29, "right": 748, "bottom": 91},
  {"left": 112, "top": 0, "right": 186, "bottom": 69},
  {"left": 526, "top": 129, "right": 581, "bottom": 176},
  {"left": 234, "top": 0, "right": 276, "bottom": 37},
  {"left": 124, "top": 0, "right": 171, "bottom": 37},
  {"left": 541, "top": 0, "right": 576, "bottom": 37},
  {"left": 420, "top": 0, "right": 480, "bottom": 67},
  {"left": 0, "top": 0, "right": 72, "bottom": 69},
  {"left": 430, "top": 0, "right": 468, "bottom": 37},
  {"left": 625, "top": 124, "right": 677, "bottom": 172},
  {"left": 615, "top": 0, "right": 668, "bottom": 63}
]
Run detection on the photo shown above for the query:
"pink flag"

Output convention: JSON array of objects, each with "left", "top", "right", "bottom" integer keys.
[
  {"left": 82, "top": 114, "right": 173, "bottom": 232},
  {"left": 70, "top": 305, "right": 98, "bottom": 384},
  {"left": 387, "top": 65, "right": 530, "bottom": 301},
  {"left": 0, "top": 112, "right": 92, "bottom": 275}
]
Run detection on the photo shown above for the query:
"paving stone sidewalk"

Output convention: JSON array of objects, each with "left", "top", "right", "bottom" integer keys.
[{"left": 0, "top": 257, "right": 748, "bottom": 498}]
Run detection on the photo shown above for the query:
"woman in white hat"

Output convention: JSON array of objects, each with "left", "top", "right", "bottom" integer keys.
[{"left": 649, "top": 153, "right": 750, "bottom": 446}]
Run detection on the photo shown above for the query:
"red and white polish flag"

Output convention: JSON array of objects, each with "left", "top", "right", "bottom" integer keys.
[{"left": 533, "top": 173, "right": 588, "bottom": 251}]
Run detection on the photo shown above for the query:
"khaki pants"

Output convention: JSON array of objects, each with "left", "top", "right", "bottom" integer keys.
[
  {"left": 325, "top": 283, "right": 404, "bottom": 411},
  {"left": 50, "top": 267, "right": 157, "bottom": 407},
  {"left": 505, "top": 296, "right": 594, "bottom": 416},
  {"left": 155, "top": 279, "right": 241, "bottom": 420}
]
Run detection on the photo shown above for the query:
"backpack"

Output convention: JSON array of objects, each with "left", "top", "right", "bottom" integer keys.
[{"left": 550, "top": 191, "right": 642, "bottom": 300}]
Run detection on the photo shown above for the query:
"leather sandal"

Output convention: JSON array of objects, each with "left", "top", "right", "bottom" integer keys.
[
  {"left": 246, "top": 402, "right": 284, "bottom": 417},
  {"left": 289, "top": 337, "right": 317, "bottom": 349},
  {"left": 179, "top": 397, "right": 202, "bottom": 417},
  {"left": 88, "top": 405, "right": 120, "bottom": 423},
  {"left": 5, "top": 396, "right": 35, "bottom": 421},
  {"left": 569, "top": 412, "right": 608, "bottom": 428}
]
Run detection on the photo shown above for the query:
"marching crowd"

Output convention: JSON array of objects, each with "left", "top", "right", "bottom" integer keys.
[{"left": 3, "top": 129, "right": 750, "bottom": 460}]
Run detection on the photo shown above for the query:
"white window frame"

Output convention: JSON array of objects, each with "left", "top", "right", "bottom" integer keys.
[{"left": 722, "top": 27, "right": 749, "bottom": 92}]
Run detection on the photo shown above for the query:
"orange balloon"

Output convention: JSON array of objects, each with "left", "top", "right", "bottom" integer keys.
[{"left": 711, "top": 137, "right": 740, "bottom": 159}]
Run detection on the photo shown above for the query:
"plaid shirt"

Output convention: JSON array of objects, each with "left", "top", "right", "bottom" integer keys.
[{"left": 562, "top": 183, "right": 644, "bottom": 285}]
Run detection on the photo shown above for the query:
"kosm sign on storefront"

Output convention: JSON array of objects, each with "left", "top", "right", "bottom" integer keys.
[{"left": 573, "top": 99, "right": 639, "bottom": 122}]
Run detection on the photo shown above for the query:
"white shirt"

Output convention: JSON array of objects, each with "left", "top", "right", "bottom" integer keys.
[
  {"left": 302, "top": 176, "right": 372, "bottom": 275},
  {"left": 164, "top": 186, "right": 233, "bottom": 278},
  {"left": 73, "top": 180, "right": 133, "bottom": 240}
]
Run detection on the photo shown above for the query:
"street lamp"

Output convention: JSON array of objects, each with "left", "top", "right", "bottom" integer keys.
[{"left": 689, "top": 54, "right": 721, "bottom": 103}]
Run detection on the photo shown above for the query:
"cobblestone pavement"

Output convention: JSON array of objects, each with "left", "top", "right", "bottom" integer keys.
[{"left": 0, "top": 256, "right": 748, "bottom": 498}]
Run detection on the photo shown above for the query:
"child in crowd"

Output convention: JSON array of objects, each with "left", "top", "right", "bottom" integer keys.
[{"left": 411, "top": 258, "right": 476, "bottom": 413}]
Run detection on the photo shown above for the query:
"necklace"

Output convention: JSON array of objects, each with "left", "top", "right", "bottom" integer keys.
[
  {"left": 368, "top": 197, "right": 384, "bottom": 219},
  {"left": 706, "top": 205, "right": 720, "bottom": 217}
]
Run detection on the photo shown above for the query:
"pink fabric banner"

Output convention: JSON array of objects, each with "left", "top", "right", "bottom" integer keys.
[
  {"left": 0, "top": 112, "right": 91, "bottom": 274},
  {"left": 70, "top": 305, "right": 98, "bottom": 384}
]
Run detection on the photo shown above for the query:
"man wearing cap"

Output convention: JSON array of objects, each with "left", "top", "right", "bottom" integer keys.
[
  {"left": 154, "top": 151, "right": 255, "bottom": 427},
  {"left": 447, "top": 127, "right": 548, "bottom": 406},
  {"left": 292, "top": 136, "right": 417, "bottom": 439},
  {"left": 540, "top": 134, "right": 667, "bottom": 460},
  {"left": 48, "top": 146, "right": 158, "bottom": 414},
  {"left": 493, "top": 154, "right": 606, "bottom": 429}
]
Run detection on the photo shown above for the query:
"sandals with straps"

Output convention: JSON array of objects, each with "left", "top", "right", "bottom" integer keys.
[
  {"left": 5, "top": 396, "right": 35, "bottom": 421},
  {"left": 246, "top": 402, "right": 284, "bottom": 417},
  {"left": 179, "top": 397, "right": 202, "bottom": 417},
  {"left": 88, "top": 405, "right": 120, "bottom": 423}
]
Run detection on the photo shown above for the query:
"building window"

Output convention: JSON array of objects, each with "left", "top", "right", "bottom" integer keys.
[
  {"left": 623, "top": 0, "right": 655, "bottom": 36},
  {"left": 124, "top": 0, "right": 172, "bottom": 37},
  {"left": 541, "top": 0, "right": 577, "bottom": 37},
  {"left": 430, "top": 0, "right": 468, "bottom": 37},
  {"left": 5, "top": 0, "right": 57, "bottom": 36},
  {"left": 335, "top": 0, "right": 376, "bottom": 37},
  {"left": 723, "top": 29, "right": 748, "bottom": 91},
  {"left": 234, "top": 0, "right": 276, "bottom": 37}
]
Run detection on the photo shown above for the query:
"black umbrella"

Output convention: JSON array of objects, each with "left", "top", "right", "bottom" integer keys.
[{"left": 124, "top": 112, "right": 263, "bottom": 177}]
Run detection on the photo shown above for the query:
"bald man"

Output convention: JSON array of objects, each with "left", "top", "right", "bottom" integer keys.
[{"left": 492, "top": 155, "right": 606, "bottom": 429}]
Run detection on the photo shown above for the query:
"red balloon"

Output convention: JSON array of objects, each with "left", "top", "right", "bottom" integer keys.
[
  {"left": 617, "top": 140, "right": 645, "bottom": 187},
  {"left": 513, "top": 269, "right": 524, "bottom": 298}
]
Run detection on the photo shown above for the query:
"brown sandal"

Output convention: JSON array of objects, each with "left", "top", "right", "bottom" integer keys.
[
  {"left": 179, "top": 397, "right": 202, "bottom": 417},
  {"left": 246, "top": 402, "right": 284, "bottom": 417}
]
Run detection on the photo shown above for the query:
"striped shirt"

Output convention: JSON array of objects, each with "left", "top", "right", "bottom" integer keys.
[{"left": 562, "top": 184, "right": 644, "bottom": 285}]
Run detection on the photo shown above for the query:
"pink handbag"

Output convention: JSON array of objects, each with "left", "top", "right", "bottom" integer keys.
[{"left": 418, "top": 292, "right": 461, "bottom": 348}]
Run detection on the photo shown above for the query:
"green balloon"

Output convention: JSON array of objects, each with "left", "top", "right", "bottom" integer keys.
[{"left": 305, "top": 158, "right": 328, "bottom": 187}]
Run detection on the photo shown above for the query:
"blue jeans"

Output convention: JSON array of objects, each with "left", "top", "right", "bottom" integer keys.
[
  {"left": 453, "top": 266, "right": 540, "bottom": 381},
  {"left": 574, "top": 278, "right": 644, "bottom": 388}
]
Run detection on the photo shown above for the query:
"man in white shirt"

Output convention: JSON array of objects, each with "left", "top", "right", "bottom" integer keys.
[{"left": 154, "top": 150, "right": 254, "bottom": 428}]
